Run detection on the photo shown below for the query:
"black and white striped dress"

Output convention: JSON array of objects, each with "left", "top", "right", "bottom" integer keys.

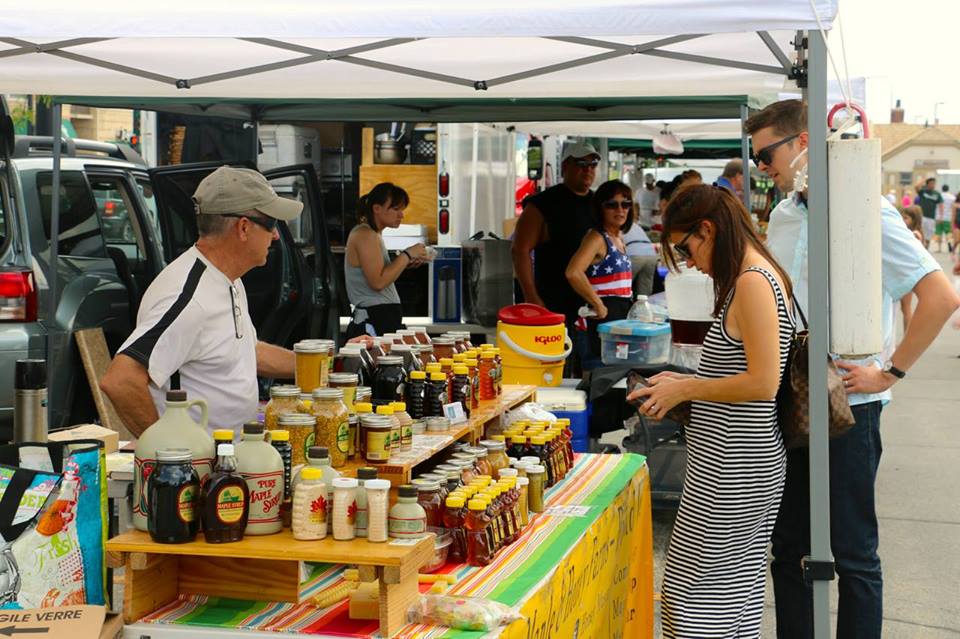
[{"left": 661, "top": 267, "right": 793, "bottom": 638}]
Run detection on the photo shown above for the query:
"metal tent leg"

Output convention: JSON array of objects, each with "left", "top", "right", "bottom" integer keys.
[
  {"left": 47, "top": 102, "right": 62, "bottom": 428},
  {"left": 806, "top": 29, "right": 834, "bottom": 639},
  {"left": 740, "top": 104, "right": 751, "bottom": 210}
]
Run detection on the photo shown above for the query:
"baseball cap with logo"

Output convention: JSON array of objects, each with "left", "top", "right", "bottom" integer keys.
[
  {"left": 561, "top": 141, "right": 600, "bottom": 163},
  {"left": 193, "top": 166, "right": 303, "bottom": 221}
]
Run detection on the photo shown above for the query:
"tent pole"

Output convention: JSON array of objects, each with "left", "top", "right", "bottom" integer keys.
[
  {"left": 47, "top": 102, "right": 62, "bottom": 428},
  {"left": 739, "top": 104, "right": 751, "bottom": 210},
  {"left": 806, "top": 29, "right": 834, "bottom": 639}
]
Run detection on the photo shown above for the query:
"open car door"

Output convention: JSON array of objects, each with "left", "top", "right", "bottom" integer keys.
[
  {"left": 263, "top": 164, "right": 340, "bottom": 344},
  {"left": 147, "top": 162, "right": 314, "bottom": 350}
]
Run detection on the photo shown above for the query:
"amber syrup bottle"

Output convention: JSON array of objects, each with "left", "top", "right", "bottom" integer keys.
[{"left": 201, "top": 443, "right": 249, "bottom": 543}]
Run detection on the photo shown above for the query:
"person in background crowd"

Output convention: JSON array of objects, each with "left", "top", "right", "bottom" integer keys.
[
  {"left": 885, "top": 190, "right": 897, "bottom": 205},
  {"left": 512, "top": 141, "right": 599, "bottom": 334},
  {"left": 899, "top": 206, "right": 925, "bottom": 333},
  {"left": 101, "top": 166, "right": 302, "bottom": 435},
  {"left": 901, "top": 189, "right": 913, "bottom": 208},
  {"left": 715, "top": 158, "right": 744, "bottom": 196},
  {"left": 952, "top": 192, "right": 960, "bottom": 254},
  {"left": 936, "top": 184, "right": 955, "bottom": 253},
  {"left": 916, "top": 177, "right": 942, "bottom": 245},
  {"left": 565, "top": 180, "right": 636, "bottom": 371},
  {"left": 628, "top": 184, "right": 795, "bottom": 638},
  {"left": 747, "top": 99, "right": 960, "bottom": 639},
  {"left": 344, "top": 182, "right": 428, "bottom": 338},
  {"left": 638, "top": 172, "right": 660, "bottom": 229},
  {"left": 680, "top": 169, "right": 703, "bottom": 185}
]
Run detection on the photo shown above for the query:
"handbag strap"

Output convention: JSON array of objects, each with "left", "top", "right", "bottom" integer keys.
[{"left": 790, "top": 292, "right": 808, "bottom": 331}]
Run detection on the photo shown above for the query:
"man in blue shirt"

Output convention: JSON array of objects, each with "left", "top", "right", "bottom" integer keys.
[
  {"left": 746, "top": 100, "right": 959, "bottom": 639},
  {"left": 714, "top": 158, "right": 743, "bottom": 196}
]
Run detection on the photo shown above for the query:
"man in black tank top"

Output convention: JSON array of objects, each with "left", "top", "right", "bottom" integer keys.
[{"left": 512, "top": 142, "right": 599, "bottom": 326}]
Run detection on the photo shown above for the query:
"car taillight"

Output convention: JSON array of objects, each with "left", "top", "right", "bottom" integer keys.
[
  {"left": 438, "top": 208, "right": 450, "bottom": 235},
  {"left": 104, "top": 201, "right": 115, "bottom": 217},
  {"left": 0, "top": 271, "right": 38, "bottom": 322}
]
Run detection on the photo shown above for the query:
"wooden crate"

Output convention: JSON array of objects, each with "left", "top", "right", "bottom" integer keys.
[{"left": 107, "top": 530, "right": 433, "bottom": 638}]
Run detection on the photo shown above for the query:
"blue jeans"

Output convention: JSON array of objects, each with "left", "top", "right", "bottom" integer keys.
[{"left": 771, "top": 401, "right": 883, "bottom": 639}]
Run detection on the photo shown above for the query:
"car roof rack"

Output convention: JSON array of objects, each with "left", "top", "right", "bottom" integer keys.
[{"left": 13, "top": 135, "right": 145, "bottom": 166}]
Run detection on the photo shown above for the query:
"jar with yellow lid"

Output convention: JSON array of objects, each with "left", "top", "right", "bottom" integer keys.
[
  {"left": 311, "top": 388, "right": 350, "bottom": 468},
  {"left": 265, "top": 385, "right": 304, "bottom": 431},
  {"left": 376, "top": 405, "right": 402, "bottom": 452},
  {"left": 391, "top": 401, "right": 414, "bottom": 449}
]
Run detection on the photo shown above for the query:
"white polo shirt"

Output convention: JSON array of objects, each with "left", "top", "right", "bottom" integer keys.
[{"left": 119, "top": 246, "right": 258, "bottom": 431}]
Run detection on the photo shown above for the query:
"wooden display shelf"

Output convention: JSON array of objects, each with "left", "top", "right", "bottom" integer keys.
[
  {"left": 340, "top": 385, "right": 535, "bottom": 486},
  {"left": 107, "top": 529, "right": 433, "bottom": 638}
]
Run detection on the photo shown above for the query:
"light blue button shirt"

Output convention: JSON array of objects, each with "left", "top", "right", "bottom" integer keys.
[{"left": 766, "top": 194, "right": 941, "bottom": 406}]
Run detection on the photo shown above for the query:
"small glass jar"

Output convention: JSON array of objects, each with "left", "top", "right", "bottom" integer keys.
[
  {"left": 412, "top": 478, "right": 444, "bottom": 534},
  {"left": 356, "top": 386, "right": 372, "bottom": 405},
  {"left": 390, "top": 344, "right": 423, "bottom": 376},
  {"left": 449, "top": 458, "right": 478, "bottom": 485},
  {"left": 376, "top": 405, "right": 402, "bottom": 452},
  {"left": 408, "top": 326, "right": 432, "bottom": 345},
  {"left": 361, "top": 414, "right": 393, "bottom": 464},
  {"left": 148, "top": 448, "right": 200, "bottom": 544},
  {"left": 431, "top": 336, "right": 456, "bottom": 362},
  {"left": 516, "top": 476, "right": 530, "bottom": 525},
  {"left": 467, "top": 447, "right": 493, "bottom": 477},
  {"left": 347, "top": 414, "right": 359, "bottom": 459},
  {"left": 334, "top": 346, "right": 370, "bottom": 387},
  {"left": 480, "top": 440, "right": 510, "bottom": 479},
  {"left": 279, "top": 412, "right": 318, "bottom": 467},
  {"left": 311, "top": 388, "right": 350, "bottom": 468},
  {"left": 332, "top": 477, "right": 358, "bottom": 540},
  {"left": 328, "top": 373, "right": 359, "bottom": 412},
  {"left": 526, "top": 465, "right": 546, "bottom": 513},
  {"left": 265, "top": 385, "right": 303, "bottom": 431},
  {"left": 413, "top": 344, "right": 437, "bottom": 370},
  {"left": 398, "top": 329, "right": 418, "bottom": 345},
  {"left": 294, "top": 342, "right": 326, "bottom": 393},
  {"left": 373, "top": 355, "right": 407, "bottom": 405}
]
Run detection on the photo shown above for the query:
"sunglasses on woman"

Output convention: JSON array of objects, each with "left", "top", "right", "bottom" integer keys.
[
  {"left": 673, "top": 225, "right": 700, "bottom": 261},
  {"left": 752, "top": 133, "right": 800, "bottom": 167},
  {"left": 602, "top": 200, "right": 633, "bottom": 210}
]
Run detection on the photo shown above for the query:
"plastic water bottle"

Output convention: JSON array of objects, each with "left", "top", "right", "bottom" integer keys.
[{"left": 627, "top": 295, "right": 656, "bottom": 322}]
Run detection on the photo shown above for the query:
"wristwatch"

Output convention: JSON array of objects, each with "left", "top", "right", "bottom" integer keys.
[{"left": 882, "top": 360, "right": 906, "bottom": 379}]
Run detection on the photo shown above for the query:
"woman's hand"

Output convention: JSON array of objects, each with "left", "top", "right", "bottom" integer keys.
[
  {"left": 405, "top": 243, "right": 429, "bottom": 260},
  {"left": 647, "top": 371, "right": 693, "bottom": 383},
  {"left": 626, "top": 376, "right": 695, "bottom": 420},
  {"left": 346, "top": 335, "right": 374, "bottom": 347}
]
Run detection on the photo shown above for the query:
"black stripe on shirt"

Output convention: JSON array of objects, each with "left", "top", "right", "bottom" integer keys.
[{"left": 120, "top": 258, "right": 206, "bottom": 369}]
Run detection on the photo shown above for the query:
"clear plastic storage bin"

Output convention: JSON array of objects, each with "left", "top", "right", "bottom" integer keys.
[{"left": 598, "top": 320, "right": 671, "bottom": 366}]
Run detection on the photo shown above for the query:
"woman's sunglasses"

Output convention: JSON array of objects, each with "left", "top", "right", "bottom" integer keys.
[
  {"left": 752, "top": 133, "right": 800, "bottom": 167},
  {"left": 602, "top": 200, "right": 633, "bottom": 210},
  {"left": 673, "top": 225, "right": 700, "bottom": 261}
]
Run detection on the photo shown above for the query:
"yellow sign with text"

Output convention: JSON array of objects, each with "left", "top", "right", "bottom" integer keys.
[{"left": 500, "top": 466, "right": 653, "bottom": 639}]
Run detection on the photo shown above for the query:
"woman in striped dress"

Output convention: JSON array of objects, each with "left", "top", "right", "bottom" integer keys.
[
  {"left": 628, "top": 184, "right": 794, "bottom": 637},
  {"left": 566, "top": 179, "right": 636, "bottom": 371}
]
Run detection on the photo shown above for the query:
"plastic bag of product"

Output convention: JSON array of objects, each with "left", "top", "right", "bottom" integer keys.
[
  {"left": 504, "top": 403, "right": 556, "bottom": 428},
  {"left": 407, "top": 594, "right": 522, "bottom": 631}
]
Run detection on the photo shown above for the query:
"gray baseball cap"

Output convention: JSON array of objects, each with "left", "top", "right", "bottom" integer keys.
[
  {"left": 193, "top": 166, "right": 303, "bottom": 221},
  {"left": 561, "top": 141, "right": 600, "bottom": 162}
]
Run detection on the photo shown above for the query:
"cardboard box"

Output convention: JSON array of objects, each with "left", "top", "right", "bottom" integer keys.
[
  {"left": 49, "top": 424, "right": 119, "bottom": 454},
  {"left": 0, "top": 605, "right": 105, "bottom": 639}
]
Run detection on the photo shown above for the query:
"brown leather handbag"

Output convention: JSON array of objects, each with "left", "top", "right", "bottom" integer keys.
[{"left": 776, "top": 299, "right": 856, "bottom": 449}]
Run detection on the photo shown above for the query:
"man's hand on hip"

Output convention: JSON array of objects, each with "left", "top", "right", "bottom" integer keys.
[{"left": 837, "top": 362, "right": 896, "bottom": 395}]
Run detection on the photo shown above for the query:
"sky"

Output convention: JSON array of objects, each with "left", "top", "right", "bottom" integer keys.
[{"left": 831, "top": 0, "right": 960, "bottom": 124}]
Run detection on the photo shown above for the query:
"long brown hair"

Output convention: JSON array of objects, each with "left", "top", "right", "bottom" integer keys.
[{"left": 660, "top": 184, "right": 793, "bottom": 317}]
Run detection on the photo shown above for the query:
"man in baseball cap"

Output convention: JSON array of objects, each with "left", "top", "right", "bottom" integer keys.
[
  {"left": 513, "top": 140, "right": 601, "bottom": 374},
  {"left": 102, "top": 166, "right": 305, "bottom": 435}
]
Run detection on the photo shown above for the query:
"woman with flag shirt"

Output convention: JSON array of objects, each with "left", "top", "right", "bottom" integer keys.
[{"left": 565, "top": 179, "right": 636, "bottom": 370}]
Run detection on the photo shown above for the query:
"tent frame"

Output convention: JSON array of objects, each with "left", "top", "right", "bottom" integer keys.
[{"left": 41, "top": 27, "right": 835, "bottom": 638}]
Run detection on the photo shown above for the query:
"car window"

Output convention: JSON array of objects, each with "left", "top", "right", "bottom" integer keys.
[
  {"left": 88, "top": 176, "right": 139, "bottom": 247},
  {"left": 0, "top": 172, "right": 8, "bottom": 249},
  {"left": 36, "top": 171, "right": 107, "bottom": 258},
  {"left": 268, "top": 173, "right": 314, "bottom": 249}
]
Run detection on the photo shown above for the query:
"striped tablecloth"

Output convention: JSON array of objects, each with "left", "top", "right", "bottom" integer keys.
[{"left": 140, "top": 453, "right": 648, "bottom": 637}]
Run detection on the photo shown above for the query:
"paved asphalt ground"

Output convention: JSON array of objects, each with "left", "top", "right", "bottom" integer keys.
[{"left": 606, "top": 252, "right": 960, "bottom": 637}]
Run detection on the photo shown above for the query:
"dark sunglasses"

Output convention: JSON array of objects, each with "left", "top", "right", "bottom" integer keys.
[
  {"left": 222, "top": 213, "right": 278, "bottom": 232},
  {"left": 673, "top": 225, "right": 700, "bottom": 261},
  {"left": 574, "top": 158, "right": 600, "bottom": 169},
  {"left": 752, "top": 133, "right": 800, "bottom": 167},
  {"left": 602, "top": 200, "right": 633, "bottom": 210}
]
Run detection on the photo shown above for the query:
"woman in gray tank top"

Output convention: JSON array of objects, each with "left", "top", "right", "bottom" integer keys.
[{"left": 344, "top": 183, "right": 428, "bottom": 338}]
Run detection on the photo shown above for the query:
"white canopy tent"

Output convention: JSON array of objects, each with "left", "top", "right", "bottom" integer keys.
[
  {"left": 495, "top": 119, "right": 744, "bottom": 141},
  {"left": 0, "top": 2, "right": 841, "bottom": 635}
]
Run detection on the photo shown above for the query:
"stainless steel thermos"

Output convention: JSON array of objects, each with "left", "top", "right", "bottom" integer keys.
[{"left": 14, "top": 359, "right": 48, "bottom": 443}]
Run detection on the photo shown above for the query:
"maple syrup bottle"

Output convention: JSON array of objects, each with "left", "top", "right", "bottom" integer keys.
[{"left": 201, "top": 444, "right": 249, "bottom": 544}]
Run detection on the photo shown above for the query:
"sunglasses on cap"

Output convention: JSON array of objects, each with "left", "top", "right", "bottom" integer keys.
[
  {"left": 602, "top": 200, "right": 633, "bottom": 210},
  {"left": 752, "top": 133, "right": 800, "bottom": 167},
  {"left": 222, "top": 213, "right": 278, "bottom": 232},
  {"left": 573, "top": 158, "right": 600, "bottom": 169},
  {"left": 673, "top": 225, "right": 700, "bottom": 262}
]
